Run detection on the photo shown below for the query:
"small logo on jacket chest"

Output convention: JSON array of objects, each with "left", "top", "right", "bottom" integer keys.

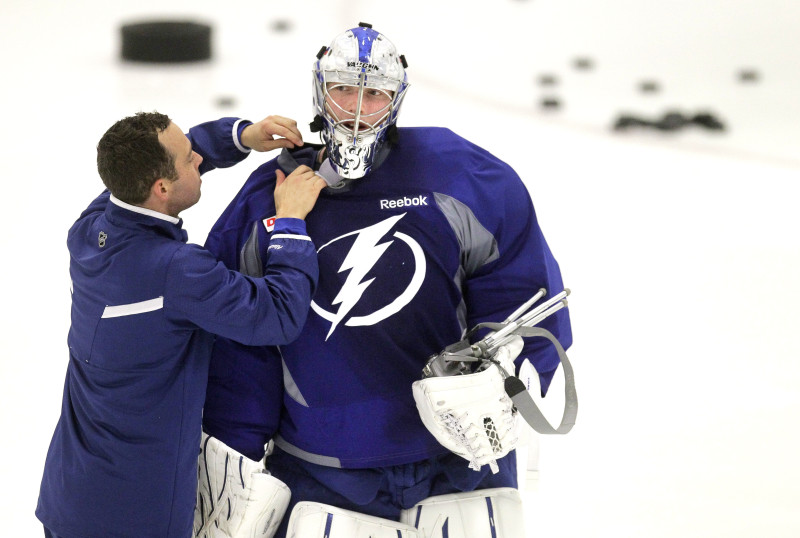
[{"left": 98, "top": 231, "right": 107, "bottom": 247}]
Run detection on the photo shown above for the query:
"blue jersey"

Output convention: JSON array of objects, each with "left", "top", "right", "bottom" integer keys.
[
  {"left": 36, "top": 118, "right": 318, "bottom": 538},
  {"left": 203, "top": 127, "right": 571, "bottom": 468}
]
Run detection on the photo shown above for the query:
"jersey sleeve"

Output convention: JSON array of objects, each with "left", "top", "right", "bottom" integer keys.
[
  {"left": 204, "top": 162, "right": 281, "bottom": 265},
  {"left": 163, "top": 226, "right": 317, "bottom": 346},
  {"left": 187, "top": 117, "right": 253, "bottom": 174},
  {"left": 200, "top": 163, "right": 288, "bottom": 460},
  {"left": 461, "top": 161, "right": 572, "bottom": 396}
]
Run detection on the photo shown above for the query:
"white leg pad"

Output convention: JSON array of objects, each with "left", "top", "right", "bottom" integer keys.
[
  {"left": 286, "top": 502, "right": 420, "bottom": 538},
  {"left": 399, "top": 487, "right": 525, "bottom": 538},
  {"left": 195, "top": 433, "right": 291, "bottom": 538}
]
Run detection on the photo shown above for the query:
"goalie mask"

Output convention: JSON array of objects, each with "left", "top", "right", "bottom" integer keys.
[{"left": 312, "top": 23, "right": 409, "bottom": 180}]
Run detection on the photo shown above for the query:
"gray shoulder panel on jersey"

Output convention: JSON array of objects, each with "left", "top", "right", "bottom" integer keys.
[
  {"left": 239, "top": 221, "right": 264, "bottom": 277},
  {"left": 433, "top": 192, "right": 499, "bottom": 275}
]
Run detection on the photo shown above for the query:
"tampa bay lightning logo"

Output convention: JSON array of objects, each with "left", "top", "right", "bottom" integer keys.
[{"left": 311, "top": 213, "right": 426, "bottom": 340}]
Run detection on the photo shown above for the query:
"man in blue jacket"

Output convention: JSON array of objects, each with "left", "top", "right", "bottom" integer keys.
[{"left": 35, "top": 111, "right": 326, "bottom": 538}]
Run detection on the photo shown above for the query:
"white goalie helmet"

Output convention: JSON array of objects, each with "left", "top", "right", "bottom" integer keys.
[{"left": 312, "top": 23, "right": 409, "bottom": 180}]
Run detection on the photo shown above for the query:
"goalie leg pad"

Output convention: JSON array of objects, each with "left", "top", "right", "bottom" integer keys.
[
  {"left": 286, "top": 502, "right": 420, "bottom": 538},
  {"left": 399, "top": 487, "right": 525, "bottom": 538},
  {"left": 195, "top": 433, "right": 291, "bottom": 538}
]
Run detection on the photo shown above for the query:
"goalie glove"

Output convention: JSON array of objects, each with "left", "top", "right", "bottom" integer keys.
[
  {"left": 194, "top": 433, "right": 290, "bottom": 538},
  {"left": 412, "top": 337, "right": 524, "bottom": 473}
]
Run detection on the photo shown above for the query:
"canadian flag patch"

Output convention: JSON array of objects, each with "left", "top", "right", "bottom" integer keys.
[{"left": 263, "top": 216, "right": 277, "bottom": 232}]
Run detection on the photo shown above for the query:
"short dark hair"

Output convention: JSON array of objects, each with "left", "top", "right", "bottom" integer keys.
[{"left": 96, "top": 112, "right": 178, "bottom": 204}]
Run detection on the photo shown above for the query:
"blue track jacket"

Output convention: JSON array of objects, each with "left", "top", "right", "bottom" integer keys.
[{"left": 36, "top": 118, "right": 318, "bottom": 538}]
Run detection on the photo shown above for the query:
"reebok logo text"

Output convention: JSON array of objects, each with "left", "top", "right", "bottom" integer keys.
[{"left": 380, "top": 195, "right": 428, "bottom": 209}]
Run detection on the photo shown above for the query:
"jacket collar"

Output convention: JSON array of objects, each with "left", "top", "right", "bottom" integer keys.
[
  {"left": 109, "top": 195, "right": 180, "bottom": 224},
  {"left": 107, "top": 195, "right": 188, "bottom": 242}
]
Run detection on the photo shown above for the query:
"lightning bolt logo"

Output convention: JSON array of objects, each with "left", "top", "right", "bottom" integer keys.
[
  {"left": 311, "top": 213, "right": 426, "bottom": 340},
  {"left": 327, "top": 213, "right": 402, "bottom": 338}
]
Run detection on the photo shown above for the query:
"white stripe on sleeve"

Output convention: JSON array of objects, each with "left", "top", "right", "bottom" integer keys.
[
  {"left": 232, "top": 119, "right": 251, "bottom": 153},
  {"left": 270, "top": 234, "right": 312, "bottom": 241},
  {"left": 101, "top": 297, "right": 164, "bottom": 318}
]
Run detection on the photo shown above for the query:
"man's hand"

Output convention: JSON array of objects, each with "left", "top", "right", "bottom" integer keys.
[
  {"left": 274, "top": 166, "right": 326, "bottom": 220},
  {"left": 241, "top": 115, "right": 303, "bottom": 152}
]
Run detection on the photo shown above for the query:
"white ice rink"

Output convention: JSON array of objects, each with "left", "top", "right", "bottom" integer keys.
[{"left": 2, "top": 1, "right": 799, "bottom": 536}]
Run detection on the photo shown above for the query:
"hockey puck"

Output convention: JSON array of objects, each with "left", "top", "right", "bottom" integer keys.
[
  {"left": 692, "top": 112, "right": 726, "bottom": 131},
  {"left": 537, "top": 74, "right": 559, "bottom": 87},
  {"left": 270, "top": 19, "right": 292, "bottom": 33},
  {"left": 638, "top": 80, "right": 660, "bottom": 94},
  {"left": 738, "top": 68, "right": 760, "bottom": 83},
  {"left": 121, "top": 21, "right": 212, "bottom": 63},
  {"left": 540, "top": 97, "right": 561, "bottom": 110},
  {"left": 215, "top": 96, "right": 237, "bottom": 108},
  {"left": 573, "top": 57, "right": 594, "bottom": 71}
]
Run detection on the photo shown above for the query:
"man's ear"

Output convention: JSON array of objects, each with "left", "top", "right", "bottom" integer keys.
[
  {"left": 139, "top": 178, "right": 172, "bottom": 215},
  {"left": 150, "top": 178, "right": 170, "bottom": 200}
]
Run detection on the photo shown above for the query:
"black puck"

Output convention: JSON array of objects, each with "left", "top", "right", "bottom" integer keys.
[
  {"left": 738, "top": 68, "right": 760, "bottom": 83},
  {"left": 537, "top": 74, "right": 559, "bottom": 87},
  {"left": 121, "top": 20, "right": 212, "bottom": 63},
  {"left": 271, "top": 19, "right": 292, "bottom": 33},
  {"left": 639, "top": 80, "right": 660, "bottom": 94},
  {"left": 573, "top": 57, "right": 594, "bottom": 71},
  {"left": 692, "top": 112, "right": 726, "bottom": 131},
  {"left": 540, "top": 97, "right": 561, "bottom": 110},
  {"left": 656, "top": 111, "right": 688, "bottom": 131},
  {"left": 215, "top": 96, "right": 237, "bottom": 108}
]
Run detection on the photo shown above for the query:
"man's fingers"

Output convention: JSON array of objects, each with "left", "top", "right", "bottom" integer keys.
[
  {"left": 265, "top": 115, "right": 296, "bottom": 127},
  {"left": 287, "top": 165, "right": 313, "bottom": 178},
  {"left": 273, "top": 165, "right": 325, "bottom": 220},
  {"left": 264, "top": 139, "right": 300, "bottom": 151},
  {"left": 244, "top": 115, "right": 304, "bottom": 151},
  {"left": 262, "top": 116, "right": 303, "bottom": 147},
  {"left": 277, "top": 166, "right": 316, "bottom": 187},
  {"left": 312, "top": 175, "right": 327, "bottom": 191},
  {"left": 275, "top": 168, "right": 286, "bottom": 186}
]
